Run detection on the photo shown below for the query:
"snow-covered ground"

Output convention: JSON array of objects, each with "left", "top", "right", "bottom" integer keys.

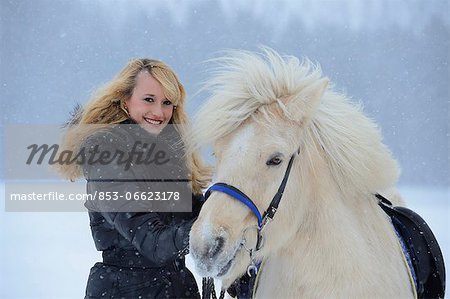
[{"left": 0, "top": 184, "right": 448, "bottom": 298}]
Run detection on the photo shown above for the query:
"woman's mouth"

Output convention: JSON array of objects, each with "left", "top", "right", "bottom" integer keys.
[{"left": 143, "top": 117, "right": 163, "bottom": 125}]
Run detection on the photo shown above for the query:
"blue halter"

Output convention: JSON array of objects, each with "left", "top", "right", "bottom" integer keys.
[
  {"left": 202, "top": 150, "right": 296, "bottom": 292},
  {"left": 204, "top": 152, "right": 297, "bottom": 234},
  {"left": 206, "top": 183, "right": 263, "bottom": 227}
]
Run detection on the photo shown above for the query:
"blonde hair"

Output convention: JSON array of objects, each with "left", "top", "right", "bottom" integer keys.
[{"left": 57, "top": 58, "right": 211, "bottom": 194}]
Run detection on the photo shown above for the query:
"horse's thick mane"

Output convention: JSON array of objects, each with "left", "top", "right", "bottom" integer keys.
[
  {"left": 193, "top": 48, "right": 399, "bottom": 194},
  {"left": 192, "top": 48, "right": 322, "bottom": 146}
]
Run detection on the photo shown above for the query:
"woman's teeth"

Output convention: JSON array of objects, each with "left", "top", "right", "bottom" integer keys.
[{"left": 144, "top": 118, "right": 163, "bottom": 125}]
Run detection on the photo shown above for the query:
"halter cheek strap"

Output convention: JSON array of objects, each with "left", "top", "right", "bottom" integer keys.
[{"left": 261, "top": 153, "right": 296, "bottom": 223}]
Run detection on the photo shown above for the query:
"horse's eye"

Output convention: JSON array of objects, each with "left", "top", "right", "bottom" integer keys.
[{"left": 266, "top": 156, "right": 282, "bottom": 166}]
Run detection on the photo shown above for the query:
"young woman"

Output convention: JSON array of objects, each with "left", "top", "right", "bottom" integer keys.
[{"left": 57, "top": 59, "right": 210, "bottom": 298}]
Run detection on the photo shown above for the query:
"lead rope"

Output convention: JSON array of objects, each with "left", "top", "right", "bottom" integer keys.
[{"left": 202, "top": 277, "right": 225, "bottom": 299}]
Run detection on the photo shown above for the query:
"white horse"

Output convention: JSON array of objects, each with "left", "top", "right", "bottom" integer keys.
[{"left": 189, "top": 49, "right": 415, "bottom": 298}]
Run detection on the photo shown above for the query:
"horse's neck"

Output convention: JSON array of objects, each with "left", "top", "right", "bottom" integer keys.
[{"left": 255, "top": 192, "right": 414, "bottom": 298}]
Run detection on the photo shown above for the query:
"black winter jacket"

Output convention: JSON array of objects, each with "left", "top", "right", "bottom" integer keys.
[{"left": 81, "top": 121, "right": 203, "bottom": 298}]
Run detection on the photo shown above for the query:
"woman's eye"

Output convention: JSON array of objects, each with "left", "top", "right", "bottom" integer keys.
[
  {"left": 144, "top": 97, "right": 154, "bottom": 102},
  {"left": 163, "top": 100, "right": 173, "bottom": 106},
  {"left": 266, "top": 156, "right": 282, "bottom": 166}
]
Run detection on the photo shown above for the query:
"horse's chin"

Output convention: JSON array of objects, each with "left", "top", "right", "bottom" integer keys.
[
  {"left": 192, "top": 242, "right": 244, "bottom": 280},
  {"left": 216, "top": 253, "right": 235, "bottom": 277}
]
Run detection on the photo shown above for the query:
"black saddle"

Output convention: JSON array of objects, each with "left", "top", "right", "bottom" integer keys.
[{"left": 377, "top": 193, "right": 446, "bottom": 299}]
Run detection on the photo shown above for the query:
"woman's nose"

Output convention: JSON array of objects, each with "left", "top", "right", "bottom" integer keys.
[{"left": 151, "top": 105, "right": 164, "bottom": 118}]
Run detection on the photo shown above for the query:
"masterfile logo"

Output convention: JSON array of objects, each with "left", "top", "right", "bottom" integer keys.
[{"left": 3, "top": 124, "right": 192, "bottom": 212}]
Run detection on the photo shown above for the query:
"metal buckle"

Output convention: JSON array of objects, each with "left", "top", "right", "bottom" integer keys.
[{"left": 241, "top": 226, "right": 262, "bottom": 277}]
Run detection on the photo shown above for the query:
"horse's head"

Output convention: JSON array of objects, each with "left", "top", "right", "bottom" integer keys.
[{"left": 189, "top": 48, "right": 399, "bottom": 287}]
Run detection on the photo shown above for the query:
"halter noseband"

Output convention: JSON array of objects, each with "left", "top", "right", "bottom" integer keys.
[{"left": 204, "top": 149, "right": 298, "bottom": 251}]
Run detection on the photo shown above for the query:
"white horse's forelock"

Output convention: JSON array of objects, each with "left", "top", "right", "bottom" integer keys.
[
  {"left": 191, "top": 47, "right": 322, "bottom": 149},
  {"left": 191, "top": 48, "right": 399, "bottom": 194}
]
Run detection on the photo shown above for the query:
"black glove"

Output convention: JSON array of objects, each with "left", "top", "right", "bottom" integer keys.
[
  {"left": 192, "top": 193, "right": 205, "bottom": 217},
  {"left": 175, "top": 193, "right": 205, "bottom": 221}
]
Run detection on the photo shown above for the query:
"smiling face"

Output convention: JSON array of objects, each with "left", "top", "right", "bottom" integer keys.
[{"left": 125, "top": 70, "right": 174, "bottom": 135}]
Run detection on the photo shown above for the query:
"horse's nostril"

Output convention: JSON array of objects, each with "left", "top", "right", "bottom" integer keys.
[{"left": 207, "top": 236, "right": 225, "bottom": 259}]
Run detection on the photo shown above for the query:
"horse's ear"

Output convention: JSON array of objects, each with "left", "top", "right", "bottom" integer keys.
[{"left": 286, "top": 78, "right": 328, "bottom": 123}]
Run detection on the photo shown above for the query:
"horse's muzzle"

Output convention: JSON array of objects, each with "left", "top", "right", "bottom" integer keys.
[{"left": 190, "top": 226, "right": 241, "bottom": 278}]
